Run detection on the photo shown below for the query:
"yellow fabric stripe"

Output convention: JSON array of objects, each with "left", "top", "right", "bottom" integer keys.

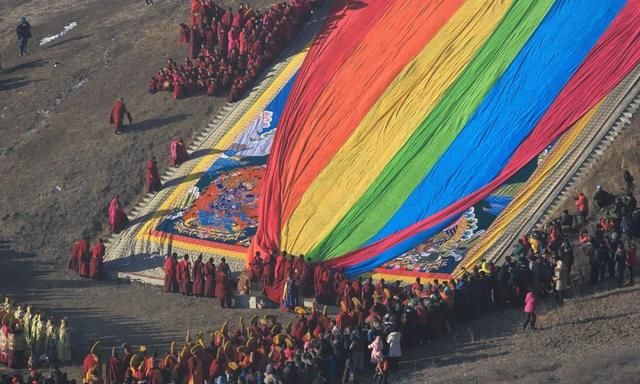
[
  {"left": 455, "top": 100, "right": 603, "bottom": 273},
  {"left": 135, "top": 50, "right": 308, "bottom": 259},
  {"left": 282, "top": 0, "right": 514, "bottom": 254}
]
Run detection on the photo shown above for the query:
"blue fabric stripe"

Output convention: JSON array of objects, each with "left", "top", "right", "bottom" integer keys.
[{"left": 345, "top": 0, "right": 625, "bottom": 277}]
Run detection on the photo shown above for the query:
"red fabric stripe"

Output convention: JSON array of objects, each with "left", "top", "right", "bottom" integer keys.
[
  {"left": 248, "top": 0, "right": 396, "bottom": 264},
  {"left": 327, "top": 0, "right": 640, "bottom": 269},
  {"left": 251, "top": 0, "right": 465, "bottom": 265}
]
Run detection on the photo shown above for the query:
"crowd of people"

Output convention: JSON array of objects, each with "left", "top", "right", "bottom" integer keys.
[
  {"left": 162, "top": 254, "right": 239, "bottom": 308},
  {"left": 68, "top": 237, "right": 106, "bottom": 280},
  {"left": 576, "top": 182, "right": 639, "bottom": 288},
  {"left": 0, "top": 297, "right": 72, "bottom": 370},
  {"left": 147, "top": 0, "right": 320, "bottom": 101},
  {"left": 0, "top": 367, "right": 73, "bottom": 384},
  {"left": 56, "top": 164, "right": 640, "bottom": 383}
]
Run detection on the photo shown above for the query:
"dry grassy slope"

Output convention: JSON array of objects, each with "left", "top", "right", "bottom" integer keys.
[{"left": 0, "top": 0, "right": 272, "bottom": 264}]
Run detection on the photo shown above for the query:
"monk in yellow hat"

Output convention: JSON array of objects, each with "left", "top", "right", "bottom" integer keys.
[{"left": 82, "top": 341, "right": 102, "bottom": 384}]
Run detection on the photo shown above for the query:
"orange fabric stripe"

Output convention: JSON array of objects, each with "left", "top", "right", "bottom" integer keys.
[{"left": 278, "top": 0, "right": 466, "bottom": 227}]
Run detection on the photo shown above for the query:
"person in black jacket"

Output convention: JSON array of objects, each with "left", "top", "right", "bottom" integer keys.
[{"left": 16, "top": 17, "right": 32, "bottom": 57}]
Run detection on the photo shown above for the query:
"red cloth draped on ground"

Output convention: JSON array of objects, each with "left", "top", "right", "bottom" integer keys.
[
  {"left": 164, "top": 256, "right": 178, "bottom": 292},
  {"left": 108, "top": 196, "right": 127, "bottom": 233},
  {"left": 204, "top": 260, "right": 216, "bottom": 297},
  {"left": 170, "top": 139, "right": 188, "bottom": 166},
  {"left": 146, "top": 159, "right": 161, "bottom": 193},
  {"left": 178, "top": 260, "right": 191, "bottom": 294},
  {"left": 89, "top": 241, "right": 105, "bottom": 279},
  {"left": 192, "top": 259, "right": 205, "bottom": 296},
  {"left": 262, "top": 279, "right": 284, "bottom": 306},
  {"left": 326, "top": 0, "right": 640, "bottom": 269},
  {"left": 109, "top": 99, "right": 132, "bottom": 132},
  {"left": 76, "top": 239, "right": 90, "bottom": 277}
]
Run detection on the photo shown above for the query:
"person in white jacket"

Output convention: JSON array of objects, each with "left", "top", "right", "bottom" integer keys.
[{"left": 386, "top": 329, "right": 402, "bottom": 371}]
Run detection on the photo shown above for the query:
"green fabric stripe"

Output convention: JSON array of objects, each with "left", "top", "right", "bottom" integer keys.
[{"left": 309, "top": 0, "right": 556, "bottom": 261}]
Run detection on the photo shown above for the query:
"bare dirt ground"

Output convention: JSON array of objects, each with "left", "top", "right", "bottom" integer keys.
[{"left": 2, "top": 0, "right": 640, "bottom": 382}]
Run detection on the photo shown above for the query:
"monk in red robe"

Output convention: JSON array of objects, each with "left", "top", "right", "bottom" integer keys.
[
  {"left": 108, "top": 195, "right": 128, "bottom": 233},
  {"left": 109, "top": 97, "right": 132, "bottom": 134},
  {"left": 291, "top": 311, "right": 307, "bottom": 344},
  {"left": 179, "top": 23, "right": 191, "bottom": 44},
  {"left": 164, "top": 253, "right": 179, "bottom": 293},
  {"left": 221, "top": 7, "right": 233, "bottom": 27},
  {"left": 146, "top": 157, "right": 161, "bottom": 193},
  {"left": 77, "top": 237, "right": 90, "bottom": 277},
  {"left": 170, "top": 138, "right": 188, "bottom": 167},
  {"left": 191, "top": 0, "right": 203, "bottom": 26},
  {"left": 204, "top": 257, "right": 216, "bottom": 297},
  {"left": 250, "top": 251, "right": 263, "bottom": 283},
  {"left": 318, "top": 268, "right": 334, "bottom": 305},
  {"left": 192, "top": 254, "right": 205, "bottom": 297},
  {"left": 120, "top": 344, "right": 133, "bottom": 381},
  {"left": 147, "top": 360, "right": 163, "bottom": 384},
  {"left": 282, "top": 256, "right": 293, "bottom": 283},
  {"left": 105, "top": 347, "right": 120, "bottom": 384},
  {"left": 351, "top": 276, "right": 363, "bottom": 301},
  {"left": 83, "top": 342, "right": 102, "bottom": 384},
  {"left": 335, "top": 302, "right": 352, "bottom": 330},
  {"left": 361, "top": 277, "right": 374, "bottom": 311},
  {"left": 313, "top": 264, "right": 323, "bottom": 299},
  {"left": 262, "top": 253, "right": 273, "bottom": 287},
  {"left": 89, "top": 239, "right": 105, "bottom": 279},
  {"left": 68, "top": 237, "right": 87, "bottom": 273},
  {"left": 190, "top": 25, "right": 202, "bottom": 58},
  {"left": 178, "top": 254, "right": 192, "bottom": 296},
  {"left": 293, "top": 255, "right": 305, "bottom": 280},
  {"left": 216, "top": 257, "right": 230, "bottom": 307},
  {"left": 274, "top": 252, "right": 286, "bottom": 283}
]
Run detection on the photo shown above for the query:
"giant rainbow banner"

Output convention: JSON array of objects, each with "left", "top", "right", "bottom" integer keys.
[
  {"left": 249, "top": 0, "right": 640, "bottom": 277},
  {"left": 128, "top": 0, "right": 640, "bottom": 285}
]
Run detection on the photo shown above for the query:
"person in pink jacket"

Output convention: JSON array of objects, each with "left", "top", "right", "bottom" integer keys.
[
  {"left": 523, "top": 290, "right": 537, "bottom": 330},
  {"left": 368, "top": 335, "right": 384, "bottom": 366}
]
